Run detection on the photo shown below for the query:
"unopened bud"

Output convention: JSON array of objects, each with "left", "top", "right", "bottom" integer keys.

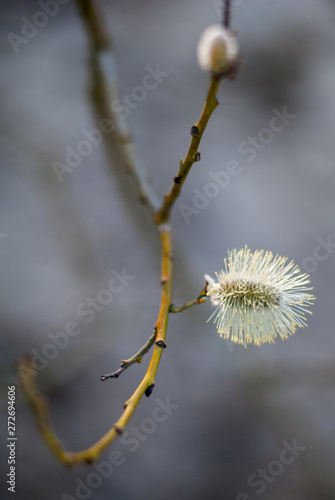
[{"left": 197, "top": 24, "right": 239, "bottom": 75}]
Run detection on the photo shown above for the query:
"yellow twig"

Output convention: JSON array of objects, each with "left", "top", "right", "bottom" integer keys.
[
  {"left": 101, "top": 328, "right": 157, "bottom": 380},
  {"left": 19, "top": 225, "right": 172, "bottom": 466},
  {"left": 76, "top": 0, "right": 161, "bottom": 214},
  {"left": 154, "top": 76, "right": 221, "bottom": 224},
  {"left": 18, "top": 0, "right": 229, "bottom": 467},
  {"left": 169, "top": 291, "right": 208, "bottom": 314}
]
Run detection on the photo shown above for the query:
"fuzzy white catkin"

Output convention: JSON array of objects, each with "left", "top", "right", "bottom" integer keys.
[
  {"left": 197, "top": 24, "right": 239, "bottom": 73},
  {"left": 206, "top": 247, "right": 315, "bottom": 347}
]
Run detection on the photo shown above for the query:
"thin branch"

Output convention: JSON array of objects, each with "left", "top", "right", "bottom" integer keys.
[
  {"left": 18, "top": 225, "right": 173, "bottom": 466},
  {"left": 75, "top": 0, "right": 110, "bottom": 52},
  {"left": 101, "top": 328, "right": 157, "bottom": 380},
  {"left": 169, "top": 296, "right": 207, "bottom": 314},
  {"left": 223, "top": 0, "right": 231, "bottom": 29},
  {"left": 76, "top": 0, "right": 161, "bottom": 214},
  {"left": 19, "top": 358, "right": 80, "bottom": 466},
  {"left": 19, "top": 0, "right": 232, "bottom": 467},
  {"left": 169, "top": 287, "right": 208, "bottom": 313},
  {"left": 154, "top": 75, "right": 221, "bottom": 224}
]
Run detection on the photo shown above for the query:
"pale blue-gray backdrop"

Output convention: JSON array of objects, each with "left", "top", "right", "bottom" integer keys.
[{"left": 1, "top": 1, "right": 335, "bottom": 499}]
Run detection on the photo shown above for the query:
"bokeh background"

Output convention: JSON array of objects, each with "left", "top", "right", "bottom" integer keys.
[{"left": 1, "top": 1, "right": 335, "bottom": 499}]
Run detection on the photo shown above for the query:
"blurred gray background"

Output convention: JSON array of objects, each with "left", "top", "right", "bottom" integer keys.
[{"left": 1, "top": 1, "right": 335, "bottom": 499}]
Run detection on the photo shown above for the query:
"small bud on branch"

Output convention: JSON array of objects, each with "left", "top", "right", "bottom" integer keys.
[{"left": 197, "top": 24, "right": 239, "bottom": 76}]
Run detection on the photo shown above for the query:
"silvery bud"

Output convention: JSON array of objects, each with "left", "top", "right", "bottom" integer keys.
[{"left": 197, "top": 24, "right": 239, "bottom": 75}]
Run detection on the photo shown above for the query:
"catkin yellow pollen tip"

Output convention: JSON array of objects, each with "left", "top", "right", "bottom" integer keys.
[{"left": 197, "top": 24, "right": 239, "bottom": 74}]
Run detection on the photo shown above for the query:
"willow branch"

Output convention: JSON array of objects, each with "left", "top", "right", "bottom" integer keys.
[
  {"left": 18, "top": 225, "right": 172, "bottom": 466},
  {"left": 223, "top": 0, "right": 232, "bottom": 28},
  {"left": 101, "top": 327, "right": 157, "bottom": 380},
  {"left": 19, "top": 0, "right": 232, "bottom": 467},
  {"left": 19, "top": 358, "right": 79, "bottom": 466},
  {"left": 169, "top": 280, "right": 208, "bottom": 313},
  {"left": 154, "top": 75, "right": 221, "bottom": 224},
  {"left": 76, "top": 0, "right": 160, "bottom": 214},
  {"left": 169, "top": 294, "right": 207, "bottom": 314}
]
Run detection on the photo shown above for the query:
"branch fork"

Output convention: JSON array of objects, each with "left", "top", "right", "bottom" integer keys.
[{"left": 18, "top": 0, "right": 238, "bottom": 467}]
